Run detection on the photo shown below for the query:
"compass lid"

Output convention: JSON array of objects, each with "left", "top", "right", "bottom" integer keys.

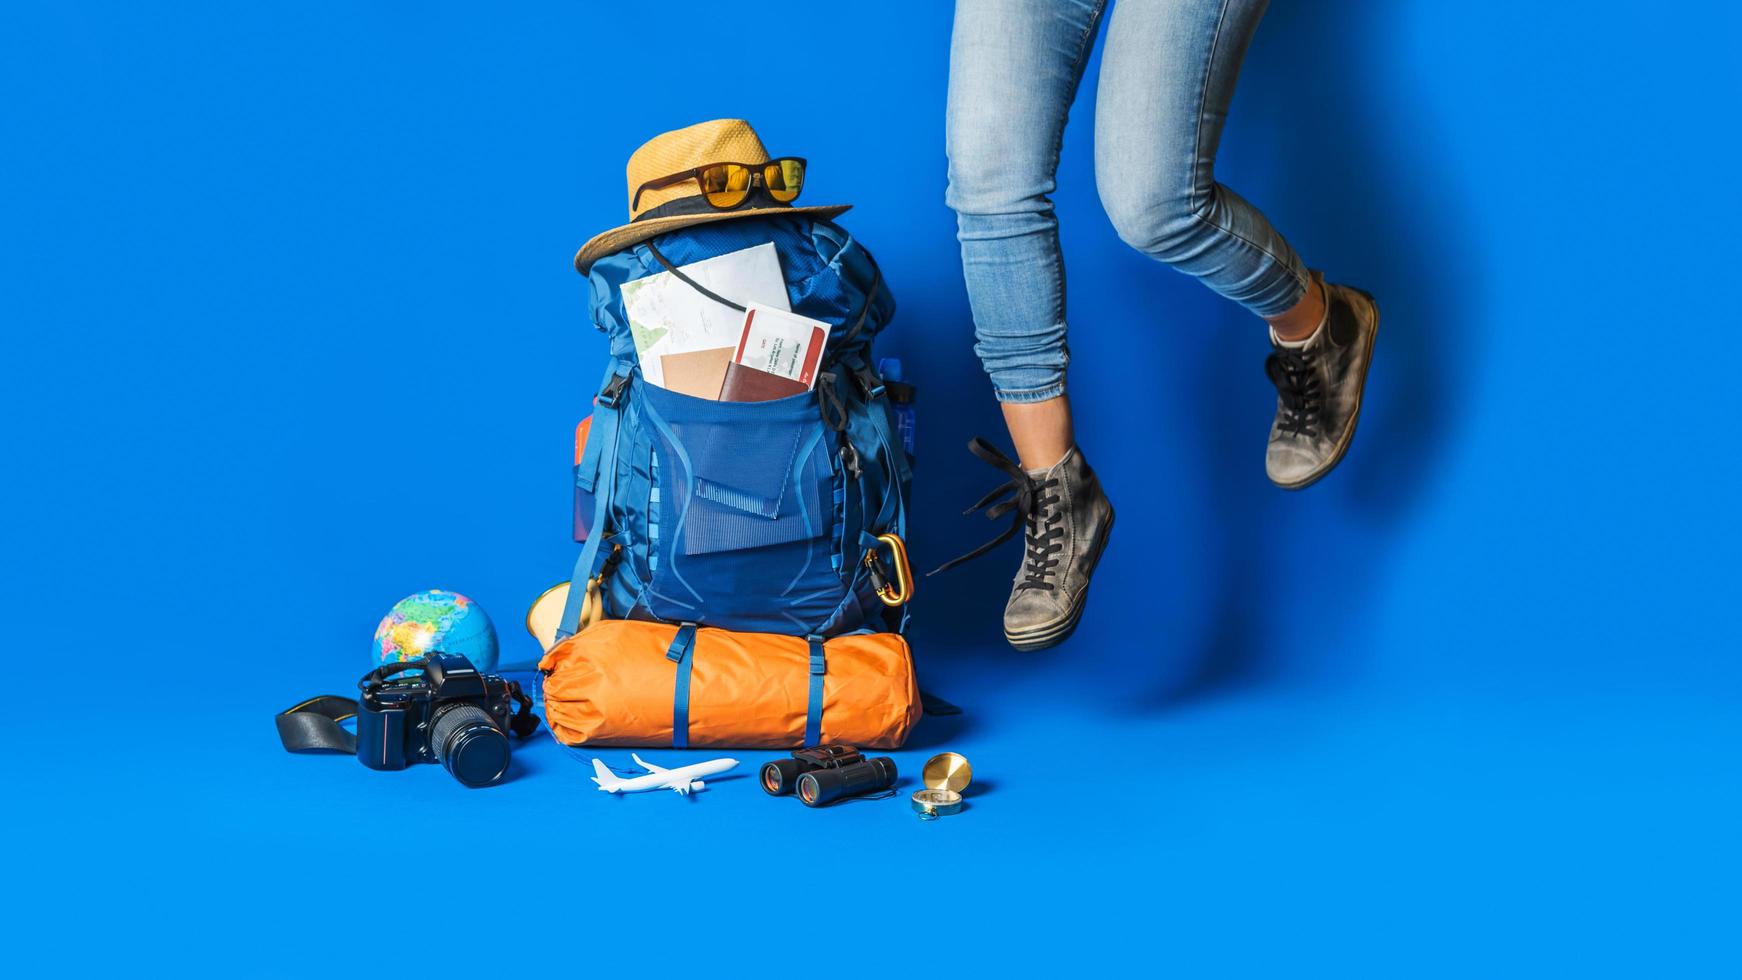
[{"left": 921, "top": 752, "right": 972, "bottom": 794}]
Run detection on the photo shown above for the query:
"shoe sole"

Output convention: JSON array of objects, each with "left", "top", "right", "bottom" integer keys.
[
  {"left": 1003, "top": 507, "right": 1116, "bottom": 652},
  {"left": 1272, "top": 288, "right": 1381, "bottom": 491}
]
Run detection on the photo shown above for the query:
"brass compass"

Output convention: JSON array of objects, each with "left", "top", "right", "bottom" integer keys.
[{"left": 912, "top": 752, "right": 973, "bottom": 819}]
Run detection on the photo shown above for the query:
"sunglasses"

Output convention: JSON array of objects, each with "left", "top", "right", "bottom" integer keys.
[{"left": 632, "top": 157, "right": 807, "bottom": 213}]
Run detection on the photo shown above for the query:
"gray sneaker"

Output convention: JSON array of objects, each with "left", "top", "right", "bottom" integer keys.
[
  {"left": 1265, "top": 275, "right": 1381, "bottom": 490},
  {"left": 932, "top": 439, "right": 1115, "bottom": 651}
]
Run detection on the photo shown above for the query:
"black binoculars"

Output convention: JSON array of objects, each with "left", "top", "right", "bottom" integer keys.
[{"left": 761, "top": 744, "right": 897, "bottom": 807}]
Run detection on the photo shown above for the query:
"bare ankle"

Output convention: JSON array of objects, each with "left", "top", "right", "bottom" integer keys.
[
  {"left": 1268, "top": 276, "right": 1327, "bottom": 343},
  {"left": 1000, "top": 395, "right": 1075, "bottom": 471}
]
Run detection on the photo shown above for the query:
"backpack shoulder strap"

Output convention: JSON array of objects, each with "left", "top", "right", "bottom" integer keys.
[
  {"left": 841, "top": 351, "right": 913, "bottom": 490},
  {"left": 558, "top": 360, "right": 632, "bottom": 641}
]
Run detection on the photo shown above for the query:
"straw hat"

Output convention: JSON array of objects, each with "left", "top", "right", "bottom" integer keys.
[{"left": 573, "top": 118, "right": 851, "bottom": 273}]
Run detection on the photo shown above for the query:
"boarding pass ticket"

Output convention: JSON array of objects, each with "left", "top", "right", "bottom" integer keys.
[{"left": 733, "top": 304, "right": 829, "bottom": 389}]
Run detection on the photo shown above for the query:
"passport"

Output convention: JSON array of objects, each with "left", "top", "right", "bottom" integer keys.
[{"left": 717, "top": 361, "right": 808, "bottom": 402}]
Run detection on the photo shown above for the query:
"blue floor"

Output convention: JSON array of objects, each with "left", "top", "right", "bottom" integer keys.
[{"left": 6, "top": 2, "right": 1738, "bottom": 973}]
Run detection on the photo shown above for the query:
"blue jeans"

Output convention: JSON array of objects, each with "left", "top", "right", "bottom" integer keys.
[{"left": 946, "top": 0, "right": 1309, "bottom": 403}]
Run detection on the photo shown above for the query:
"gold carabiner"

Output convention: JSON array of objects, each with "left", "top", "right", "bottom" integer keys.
[{"left": 864, "top": 532, "right": 914, "bottom": 607}]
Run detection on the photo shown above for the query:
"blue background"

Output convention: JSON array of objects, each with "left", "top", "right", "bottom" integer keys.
[{"left": 5, "top": 1, "right": 1738, "bottom": 973}]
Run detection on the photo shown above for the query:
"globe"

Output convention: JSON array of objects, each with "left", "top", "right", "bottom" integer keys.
[{"left": 371, "top": 589, "right": 499, "bottom": 674}]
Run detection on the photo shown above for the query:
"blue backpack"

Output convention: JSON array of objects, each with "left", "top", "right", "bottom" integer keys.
[{"left": 554, "top": 215, "right": 912, "bottom": 643}]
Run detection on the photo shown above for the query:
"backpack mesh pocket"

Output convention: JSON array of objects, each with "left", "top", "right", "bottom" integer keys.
[{"left": 640, "top": 382, "right": 831, "bottom": 557}]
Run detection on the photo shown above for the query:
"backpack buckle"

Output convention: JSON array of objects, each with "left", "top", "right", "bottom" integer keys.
[
  {"left": 596, "top": 372, "right": 630, "bottom": 408},
  {"left": 850, "top": 363, "right": 886, "bottom": 401}
]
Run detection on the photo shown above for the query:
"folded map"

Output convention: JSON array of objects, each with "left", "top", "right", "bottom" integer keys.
[{"left": 619, "top": 242, "right": 790, "bottom": 390}]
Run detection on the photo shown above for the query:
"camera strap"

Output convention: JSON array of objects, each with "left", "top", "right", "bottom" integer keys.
[
  {"left": 274, "top": 682, "right": 540, "bottom": 754},
  {"left": 506, "top": 682, "right": 541, "bottom": 737},
  {"left": 275, "top": 695, "right": 359, "bottom": 754}
]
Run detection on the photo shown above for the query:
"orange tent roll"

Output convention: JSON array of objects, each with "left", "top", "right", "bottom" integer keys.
[{"left": 538, "top": 620, "right": 920, "bottom": 749}]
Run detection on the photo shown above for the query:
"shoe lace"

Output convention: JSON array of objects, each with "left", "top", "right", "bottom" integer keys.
[
  {"left": 1018, "top": 477, "right": 1065, "bottom": 592},
  {"left": 930, "top": 438, "right": 1064, "bottom": 591},
  {"left": 1266, "top": 345, "right": 1323, "bottom": 438}
]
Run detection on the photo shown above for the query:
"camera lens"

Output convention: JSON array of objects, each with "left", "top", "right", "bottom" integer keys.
[
  {"left": 430, "top": 704, "right": 510, "bottom": 788},
  {"left": 761, "top": 759, "right": 801, "bottom": 796}
]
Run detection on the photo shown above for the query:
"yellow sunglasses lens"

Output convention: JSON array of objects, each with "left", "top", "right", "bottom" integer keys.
[
  {"left": 764, "top": 159, "right": 804, "bottom": 202},
  {"left": 700, "top": 164, "right": 752, "bottom": 208}
]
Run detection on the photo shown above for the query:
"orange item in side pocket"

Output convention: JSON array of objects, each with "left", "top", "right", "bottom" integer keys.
[
  {"left": 538, "top": 620, "right": 920, "bottom": 750},
  {"left": 573, "top": 415, "right": 595, "bottom": 542},
  {"left": 574, "top": 416, "right": 592, "bottom": 465}
]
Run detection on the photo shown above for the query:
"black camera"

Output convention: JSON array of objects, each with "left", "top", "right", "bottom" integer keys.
[
  {"left": 356, "top": 653, "right": 539, "bottom": 788},
  {"left": 761, "top": 745, "right": 897, "bottom": 807}
]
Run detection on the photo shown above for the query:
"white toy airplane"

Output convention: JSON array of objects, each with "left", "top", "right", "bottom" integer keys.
[{"left": 590, "top": 754, "right": 738, "bottom": 796}]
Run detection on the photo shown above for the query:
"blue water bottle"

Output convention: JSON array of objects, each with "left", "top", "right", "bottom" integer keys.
[{"left": 878, "top": 357, "right": 916, "bottom": 457}]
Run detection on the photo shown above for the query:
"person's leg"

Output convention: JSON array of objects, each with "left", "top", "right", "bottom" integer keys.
[
  {"left": 1095, "top": 0, "right": 1307, "bottom": 318},
  {"left": 1094, "top": 0, "right": 1379, "bottom": 488},
  {"left": 946, "top": 0, "right": 1106, "bottom": 471},
  {"left": 945, "top": 0, "right": 1116, "bottom": 650}
]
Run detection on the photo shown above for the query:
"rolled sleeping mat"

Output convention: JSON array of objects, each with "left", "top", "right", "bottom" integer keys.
[{"left": 538, "top": 619, "right": 920, "bottom": 750}]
